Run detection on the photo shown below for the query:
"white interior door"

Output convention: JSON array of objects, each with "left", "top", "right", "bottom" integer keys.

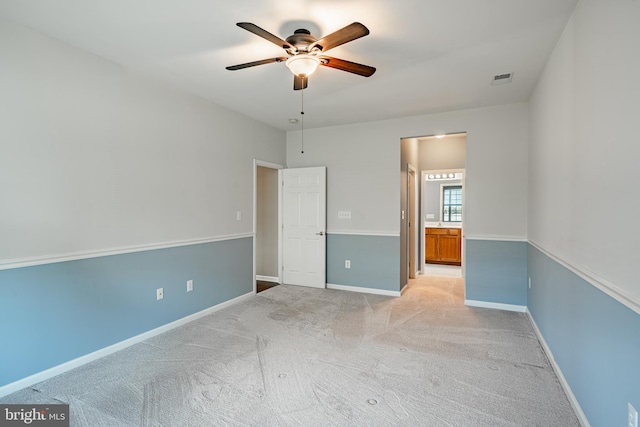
[{"left": 282, "top": 167, "right": 326, "bottom": 288}]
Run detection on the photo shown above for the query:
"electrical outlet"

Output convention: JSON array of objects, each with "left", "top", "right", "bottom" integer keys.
[
  {"left": 236, "top": 211, "right": 242, "bottom": 221},
  {"left": 345, "top": 260, "right": 351, "bottom": 269},
  {"left": 528, "top": 277, "right": 531, "bottom": 289},
  {"left": 187, "top": 280, "right": 193, "bottom": 292},
  {"left": 156, "top": 288, "right": 164, "bottom": 300},
  {"left": 630, "top": 403, "right": 638, "bottom": 427}
]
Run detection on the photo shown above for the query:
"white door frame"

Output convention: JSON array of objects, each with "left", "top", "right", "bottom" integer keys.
[
  {"left": 253, "top": 159, "right": 285, "bottom": 294},
  {"left": 407, "top": 165, "right": 419, "bottom": 279}
]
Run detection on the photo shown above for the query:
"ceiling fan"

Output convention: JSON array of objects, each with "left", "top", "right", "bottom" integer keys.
[{"left": 226, "top": 22, "right": 376, "bottom": 90}]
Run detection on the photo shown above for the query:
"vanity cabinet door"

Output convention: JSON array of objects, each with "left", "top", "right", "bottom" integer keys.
[
  {"left": 425, "top": 233, "right": 439, "bottom": 262},
  {"left": 438, "top": 234, "right": 461, "bottom": 263}
]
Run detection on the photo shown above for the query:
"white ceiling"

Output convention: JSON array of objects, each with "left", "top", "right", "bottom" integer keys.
[{"left": 0, "top": 0, "right": 578, "bottom": 131}]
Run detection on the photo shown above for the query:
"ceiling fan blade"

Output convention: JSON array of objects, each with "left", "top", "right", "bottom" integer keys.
[
  {"left": 310, "top": 22, "right": 370, "bottom": 52},
  {"left": 293, "top": 75, "right": 308, "bottom": 91},
  {"left": 319, "top": 56, "right": 376, "bottom": 77},
  {"left": 226, "top": 57, "right": 287, "bottom": 71},
  {"left": 236, "top": 22, "right": 292, "bottom": 50}
]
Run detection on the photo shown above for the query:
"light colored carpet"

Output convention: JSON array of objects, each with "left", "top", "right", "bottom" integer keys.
[{"left": 2, "top": 276, "right": 579, "bottom": 426}]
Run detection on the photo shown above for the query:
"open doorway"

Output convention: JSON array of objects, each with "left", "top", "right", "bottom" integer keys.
[
  {"left": 400, "top": 133, "right": 467, "bottom": 293},
  {"left": 253, "top": 160, "right": 284, "bottom": 293},
  {"left": 399, "top": 137, "right": 418, "bottom": 291}
]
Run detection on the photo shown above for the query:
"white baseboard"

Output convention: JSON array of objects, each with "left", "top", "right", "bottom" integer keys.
[
  {"left": 256, "top": 275, "right": 279, "bottom": 283},
  {"left": 526, "top": 309, "right": 590, "bottom": 427},
  {"left": 0, "top": 292, "right": 254, "bottom": 398},
  {"left": 327, "top": 283, "right": 401, "bottom": 297},
  {"left": 464, "top": 299, "right": 526, "bottom": 313}
]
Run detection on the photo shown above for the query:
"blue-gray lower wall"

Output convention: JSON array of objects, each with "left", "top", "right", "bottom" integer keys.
[
  {"left": 464, "top": 239, "right": 527, "bottom": 306},
  {"left": 528, "top": 244, "right": 640, "bottom": 427},
  {"left": 0, "top": 237, "right": 253, "bottom": 388},
  {"left": 327, "top": 234, "right": 400, "bottom": 292}
]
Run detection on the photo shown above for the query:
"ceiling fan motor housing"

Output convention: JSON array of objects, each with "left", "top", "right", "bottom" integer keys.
[{"left": 286, "top": 29, "right": 318, "bottom": 53}]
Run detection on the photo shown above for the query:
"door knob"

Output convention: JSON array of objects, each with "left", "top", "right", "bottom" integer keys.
[{"left": 316, "top": 231, "right": 324, "bottom": 236}]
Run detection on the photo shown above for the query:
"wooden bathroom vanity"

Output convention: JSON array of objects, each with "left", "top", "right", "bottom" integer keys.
[{"left": 425, "top": 227, "right": 462, "bottom": 266}]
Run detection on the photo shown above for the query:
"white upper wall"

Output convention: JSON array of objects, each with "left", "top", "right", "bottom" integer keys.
[
  {"left": 286, "top": 103, "right": 528, "bottom": 239},
  {"left": 419, "top": 134, "right": 467, "bottom": 172},
  {"left": 528, "top": 0, "right": 640, "bottom": 301},
  {"left": 0, "top": 19, "right": 286, "bottom": 263}
]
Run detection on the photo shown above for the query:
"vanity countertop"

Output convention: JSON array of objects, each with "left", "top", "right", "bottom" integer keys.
[{"left": 425, "top": 222, "right": 462, "bottom": 229}]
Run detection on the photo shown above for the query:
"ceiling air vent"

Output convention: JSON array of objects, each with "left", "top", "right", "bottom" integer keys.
[{"left": 491, "top": 72, "right": 514, "bottom": 85}]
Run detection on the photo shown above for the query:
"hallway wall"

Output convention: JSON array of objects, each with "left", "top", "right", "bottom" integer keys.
[{"left": 527, "top": 1, "right": 640, "bottom": 424}]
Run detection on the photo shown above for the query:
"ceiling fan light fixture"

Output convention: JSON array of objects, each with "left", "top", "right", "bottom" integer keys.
[
  {"left": 286, "top": 54, "right": 320, "bottom": 77},
  {"left": 227, "top": 22, "right": 376, "bottom": 91}
]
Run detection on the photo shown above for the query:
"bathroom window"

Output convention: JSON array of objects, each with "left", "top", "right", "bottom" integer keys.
[{"left": 442, "top": 185, "right": 462, "bottom": 222}]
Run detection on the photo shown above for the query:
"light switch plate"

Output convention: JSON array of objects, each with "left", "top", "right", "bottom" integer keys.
[{"left": 338, "top": 211, "right": 351, "bottom": 219}]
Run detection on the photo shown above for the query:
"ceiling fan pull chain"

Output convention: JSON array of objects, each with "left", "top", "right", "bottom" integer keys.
[{"left": 301, "top": 79, "right": 305, "bottom": 154}]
